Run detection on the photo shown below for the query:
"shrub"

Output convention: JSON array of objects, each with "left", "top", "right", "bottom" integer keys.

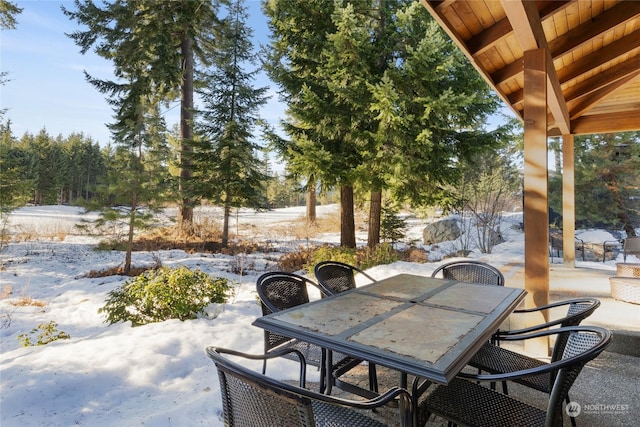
[
  {"left": 99, "top": 266, "right": 232, "bottom": 326},
  {"left": 277, "top": 247, "right": 315, "bottom": 272},
  {"left": 18, "top": 321, "right": 70, "bottom": 347},
  {"left": 303, "top": 244, "right": 401, "bottom": 275},
  {"left": 356, "top": 244, "right": 401, "bottom": 269}
]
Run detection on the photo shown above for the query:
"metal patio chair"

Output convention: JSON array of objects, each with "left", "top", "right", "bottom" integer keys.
[
  {"left": 206, "top": 346, "right": 414, "bottom": 427},
  {"left": 314, "top": 260, "right": 377, "bottom": 295},
  {"left": 417, "top": 326, "right": 612, "bottom": 427},
  {"left": 256, "top": 271, "right": 366, "bottom": 394},
  {"left": 468, "top": 297, "right": 600, "bottom": 427},
  {"left": 430, "top": 260, "right": 505, "bottom": 286},
  {"left": 623, "top": 236, "right": 640, "bottom": 262}
]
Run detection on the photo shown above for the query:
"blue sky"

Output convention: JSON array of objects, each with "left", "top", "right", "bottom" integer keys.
[
  {"left": 1, "top": 0, "right": 282, "bottom": 145},
  {"left": 2, "top": 1, "right": 514, "bottom": 149}
]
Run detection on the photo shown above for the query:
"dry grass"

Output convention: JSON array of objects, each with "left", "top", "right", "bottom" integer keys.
[
  {"left": 86, "top": 265, "right": 159, "bottom": 278},
  {"left": 9, "top": 296, "right": 47, "bottom": 307},
  {"left": 10, "top": 225, "right": 70, "bottom": 242},
  {"left": 266, "top": 215, "right": 341, "bottom": 242}
]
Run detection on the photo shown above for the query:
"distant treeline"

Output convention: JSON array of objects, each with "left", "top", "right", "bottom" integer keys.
[{"left": 0, "top": 125, "right": 318, "bottom": 210}]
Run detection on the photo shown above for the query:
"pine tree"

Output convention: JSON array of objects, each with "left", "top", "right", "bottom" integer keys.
[{"left": 195, "top": 0, "right": 269, "bottom": 247}]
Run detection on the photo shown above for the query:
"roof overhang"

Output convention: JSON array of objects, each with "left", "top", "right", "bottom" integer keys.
[{"left": 421, "top": 0, "right": 640, "bottom": 136}]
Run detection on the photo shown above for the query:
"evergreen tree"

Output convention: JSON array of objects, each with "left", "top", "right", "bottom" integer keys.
[
  {"left": 264, "top": 1, "right": 501, "bottom": 248},
  {"left": 0, "top": 121, "right": 31, "bottom": 213},
  {"left": 87, "top": 96, "right": 171, "bottom": 273},
  {"left": 263, "top": 0, "right": 358, "bottom": 246},
  {"left": 60, "top": 133, "right": 106, "bottom": 203},
  {"left": 195, "top": 0, "right": 269, "bottom": 247},
  {"left": 0, "top": 0, "right": 21, "bottom": 30},
  {"left": 550, "top": 132, "right": 640, "bottom": 235},
  {"left": 0, "top": 0, "right": 25, "bottom": 213},
  {"left": 20, "top": 129, "right": 66, "bottom": 205},
  {"left": 63, "top": 0, "right": 223, "bottom": 231}
]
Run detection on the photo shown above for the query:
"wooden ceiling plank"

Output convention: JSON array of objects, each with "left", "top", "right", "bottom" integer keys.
[
  {"left": 557, "top": 30, "right": 640, "bottom": 83},
  {"left": 548, "top": 1, "right": 640, "bottom": 60},
  {"left": 469, "top": 1, "right": 497, "bottom": 29},
  {"left": 568, "top": 71, "right": 640, "bottom": 119},
  {"left": 450, "top": 1, "right": 484, "bottom": 36},
  {"left": 502, "top": 0, "right": 570, "bottom": 134}
]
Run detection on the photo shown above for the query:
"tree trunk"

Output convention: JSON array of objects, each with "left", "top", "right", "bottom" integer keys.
[
  {"left": 306, "top": 183, "right": 317, "bottom": 222},
  {"left": 178, "top": 32, "right": 194, "bottom": 231},
  {"left": 124, "top": 195, "right": 137, "bottom": 274},
  {"left": 222, "top": 203, "right": 231, "bottom": 248},
  {"left": 605, "top": 181, "right": 636, "bottom": 237},
  {"left": 368, "top": 189, "right": 382, "bottom": 248},
  {"left": 340, "top": 185, "right": 356, "bottom": 248}
]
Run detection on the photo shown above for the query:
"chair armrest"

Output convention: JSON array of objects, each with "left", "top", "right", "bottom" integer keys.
[
  {"left": 308, "top": 385, "right": 411, "bottom": 411},
  {"left": 210, "top": 346, "right": 308, "bottom": 387},
  {"left": 460, "top": 327, "right": 611, "bottom": 382},
  {"left": 498, "top": 298, "right": 600, "bottom": 336},
  {"left": 353, "top": 266, "right": 377, "bottom": 283}
]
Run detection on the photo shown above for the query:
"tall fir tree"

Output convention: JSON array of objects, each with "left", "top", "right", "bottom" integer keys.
[
  {"left": 63, "top": 0, "right": 223, "bottom": 232},
  {"left": 195, "top": 0, "right": 269, "bottom": 247},
  {"left": 0, "top": 0, "right": 25, "bottom": 213},
  {"left": 264, "top": 1, "right": 501, "bottom": 248}
]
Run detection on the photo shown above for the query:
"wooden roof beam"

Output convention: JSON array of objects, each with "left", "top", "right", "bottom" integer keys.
[
  {"left": 502, "top": 0, "right": 570, "bottom": 134},
  {"left": 564, "top": 56, "right": 640, "bottom": 103},
  {"left": 495, "top": 27, "right": 640, "bottom": 88},
  {"left": 468, "top": 1, "right": 571, "bottom": 56},
  {"left": 548, "top": 1, "right": 640, "bottom": 60},
  {"left": 508, "top": 54, "right": 640, "bottom": 106},
  {"left": 570, "top": 111, "right": 640, "bottom": 135},
  {"left": 557, "top": 30, "right": 640, "bottom": 83}
]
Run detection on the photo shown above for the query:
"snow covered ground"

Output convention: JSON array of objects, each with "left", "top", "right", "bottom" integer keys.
[{"left": 0, "top": 205, "right": 633, "bottom": 427}]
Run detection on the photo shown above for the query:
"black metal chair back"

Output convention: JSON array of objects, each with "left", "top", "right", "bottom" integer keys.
[
  {"left": 431, "top": 260, "right": 505, "bottom": 286},
  {"left": 547, "top": 326, "right": 611, "bottom": 425},
  {"left": 256, "top": 271, "right": 323, "bottom": 356},
  {"left": 420, "top": 326, "right": 612, "bottom": 427},
  {"left": 314, "top": 261, "right": 376, "bottom": 295},
  {"left": 206, "top": 346, "right": 413, "bottom": 427}
]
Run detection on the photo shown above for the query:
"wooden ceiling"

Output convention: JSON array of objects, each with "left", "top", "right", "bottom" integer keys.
[{"left": 421, "top": 0, "right": 640, "bottom": 136}]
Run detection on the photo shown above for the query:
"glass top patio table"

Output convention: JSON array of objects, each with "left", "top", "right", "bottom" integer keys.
[{"left": 252, "top": 273, "right": 526, "bottom": 384}]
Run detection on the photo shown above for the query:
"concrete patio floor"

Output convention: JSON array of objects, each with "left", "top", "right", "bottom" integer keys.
[{"left": 317, "top": 263, "right": 640, "bottom": 426}]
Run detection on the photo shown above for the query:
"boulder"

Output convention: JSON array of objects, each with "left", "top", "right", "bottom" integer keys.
[{"left": 423, "top": 218, "right": 461, "bottom": 245}]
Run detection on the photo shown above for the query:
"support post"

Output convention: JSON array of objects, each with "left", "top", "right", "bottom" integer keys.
[
  {"left": 562, "top": 134, "right": 576, "bottom": 266},
  {"left": 523, "top": 48, "right": 550, "bottom": 355}
]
